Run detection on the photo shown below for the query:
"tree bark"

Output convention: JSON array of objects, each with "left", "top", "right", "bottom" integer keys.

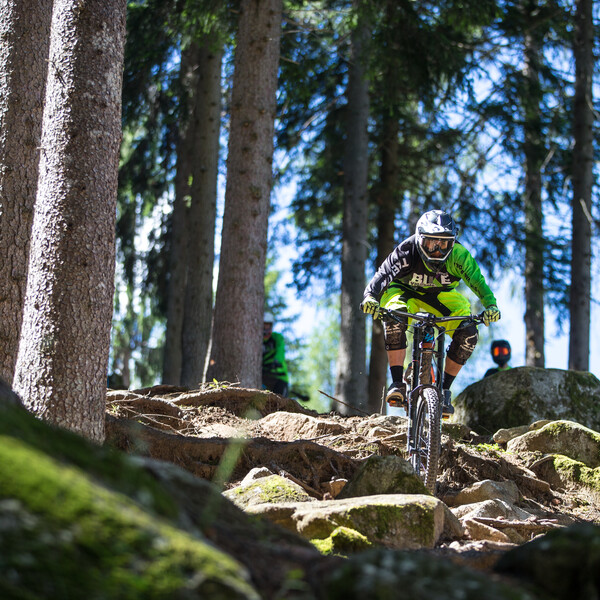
[
  {"left": 568, "top": 0, "right": 594, "bottom": 372},
  {"left": 0, "top": 0, "right": 53, "bottom": 383},
  {"left": 181, "top": 34, "right": 223, "bottom": 387},
  {"left": 334, "top": 6, "right": 370, "bottom": 415},
  {"left": 13, "top": 0, "right": 126, "bottom": 442},
  {"left": 207, "top": 0, "right": 282, "bottom": 388},
  {"left": 368, "top": 117, "right": 398, "bottom": 414},
  {"left": 162, "top": 44, "right": 196, "bottom": 385},
  {"left": 522, "top": 20, "right": 545, "bottom": 368}
]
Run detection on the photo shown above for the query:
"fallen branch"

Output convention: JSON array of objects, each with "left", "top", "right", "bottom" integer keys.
[
  {"left": 318, "top": 390, "right": 370, "bottom": 416},
  {"left": 272, "top": 464, "right": 323, "bottom": 500}
]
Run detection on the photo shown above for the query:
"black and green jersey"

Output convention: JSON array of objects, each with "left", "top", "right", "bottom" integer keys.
[
  {"left": 262, "top": 332, "right": 289, "bottom": 383},
  {"left": 364, "top": 235, "right": 497, "bottom": 308}
]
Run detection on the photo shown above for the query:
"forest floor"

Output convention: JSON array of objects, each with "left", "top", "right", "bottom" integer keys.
[{"left": 105, "top": 383, "right": 600, "bottom": 567}]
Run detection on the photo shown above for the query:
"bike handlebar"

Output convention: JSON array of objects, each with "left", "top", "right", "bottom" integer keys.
[{"left": 377, "top": 306, "right": 485, "bottom": 326}]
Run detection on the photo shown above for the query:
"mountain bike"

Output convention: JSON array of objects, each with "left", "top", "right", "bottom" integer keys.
[{"left": 378, "top": 307, "right": 485, "bottom": 492}]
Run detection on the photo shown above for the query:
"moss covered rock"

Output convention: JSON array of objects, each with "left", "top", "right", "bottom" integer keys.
[
  {"left": 0, "top": 430, "right": 259, "bottom": 599},
  {"left": 337, "top": 455, "right": 428, "bottom": 498},
  {"left": 507, "top": 420, "right": 600, "bottom": 468},
  {"left": 323, "top": 547, "right": 535, "bottom": 599},
  {"left": 223, "top": 474, "right": 313, "bottom": 508},
  {"left": 454, "top": 367, "right": 600, "bottom": 434},
  {"left": 248, "top": 494, "right": 458, "bottom": 550},
  {"left": 495, "top": 523, "right": 600, "bottom": 599}
]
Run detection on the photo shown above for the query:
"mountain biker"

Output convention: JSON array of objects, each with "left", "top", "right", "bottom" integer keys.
[
  {"left": 484, "top": 339, "right": 512, "bottom": 377},
  {"left": 360, "top": 209, "right": 500, "bottom": 416},
  {"left": 262, "top": 312, "right": 289, "bottom": 396}
]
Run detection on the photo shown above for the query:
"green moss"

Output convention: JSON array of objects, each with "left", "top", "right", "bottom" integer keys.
[
  {"left": 236, "top": 476, "right": 308, "bottom": 504},
  {"left": 311, "top": 526, "right": 372, "bottom": 557},
  {"left": 554, "top": 455, "right": 600, "bottom": 492},
  {"left": 0, "top": 435, "right": 258, "bottom": 599},
  {"left": 0, "top": 404, "right": 177, "bottom": 519},
  {"left": 472, "top": 443, "right": 504, "bottom": 457}
]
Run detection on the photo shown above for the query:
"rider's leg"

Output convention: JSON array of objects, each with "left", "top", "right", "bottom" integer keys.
[
  {"left": 380, "top": 287, "right": 409, "bottom": 404},
  {"left": 445, "top": 322, "right": 479, "bottom": 390}
]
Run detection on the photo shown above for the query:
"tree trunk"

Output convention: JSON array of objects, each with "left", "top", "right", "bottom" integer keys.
[
  {"left": 0, "top": 0, "right": 52, "bottom": 383},
  {"left": 334, "top": 7, "right": 370, "bottom": 415},
  {"left": 568, "top": 0, "right": 594, "bottom": 372},
  {"left": 13, "top": 0, "right": 126, "bottom": 443},
  {"left": 207, "top": 0, "right": 282, "bottom": 388},
  {"left": 368, "top": 117, "right": 398, "bottom": 414},
  {"left": 181, "top": 34, "right": 223, "bottom": 387},
  {"left": 162, "top": 44, "right": 196, "bottom": 385},
  {"left": 522, "top": 23, "right": 545, "bottom": 368}
]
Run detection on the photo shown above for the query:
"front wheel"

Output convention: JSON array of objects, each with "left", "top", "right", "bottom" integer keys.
[{"left": 410, "top": 387, "right": 442, "bottom": 493}]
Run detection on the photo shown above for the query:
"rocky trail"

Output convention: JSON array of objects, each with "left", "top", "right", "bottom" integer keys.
[
  {"left": 4, "top": 368, "right": 600, "bottom": 599},
  {"left": 105, "top": 373, "right": 600, "bottom": 572}
]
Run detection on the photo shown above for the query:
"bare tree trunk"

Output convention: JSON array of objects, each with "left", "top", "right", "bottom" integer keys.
[
  {"left": 207, "top": 0, "right": 281, "bottom": 388},
  {"left": 13, "top": 0, "right": 126, "bottom": 443},
  {"left": 522, "top": 23, "right": 545, "bottom": 368},
  {"left": 0, "top": 0, "right": 52, "bottom": 383},
  {"left": 162, "top": 44, "right": 196, "bottom": 385},
  {"left": 334, "top": 7, "right": 370, "bottom": 415},
  {"left": 568, "top": 0, "right": 594, "bottom": 371},
  {"left": 181, "top": 35, "right": 223, "bottom": 387},
  {"left": 368, "top": 117, "right": 398, "bottom": 414}
]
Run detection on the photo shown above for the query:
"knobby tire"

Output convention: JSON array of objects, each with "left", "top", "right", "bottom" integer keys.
[{"left": 410, "top": 387, "right": 441, "bottom": 493}]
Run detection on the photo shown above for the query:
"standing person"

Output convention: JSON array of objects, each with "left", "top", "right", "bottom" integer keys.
[
  {"left": 484, "top": 340, "right": 512, "bottom": 377},
  {"left": 262, "top": 312, "right": 289, "bottom": 396},
  {"left": 361, "top": 210, "right": 500, "bottom": 415}
]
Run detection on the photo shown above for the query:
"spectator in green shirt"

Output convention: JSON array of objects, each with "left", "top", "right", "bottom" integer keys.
[{"left": 262, "top": 312, "right": 289, "bottom": 396}]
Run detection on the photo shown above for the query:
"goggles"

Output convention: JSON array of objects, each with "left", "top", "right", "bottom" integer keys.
[
  {"left": 422, "top": 236, "right": 454, "bottom": 255},
  {"left": 492, "top": 346, "right": 510, "bottom": 357}
]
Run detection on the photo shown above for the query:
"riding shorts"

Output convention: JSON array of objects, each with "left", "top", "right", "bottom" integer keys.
[{"left": 379, "top": 284, "right": 474, "bottom": 353}]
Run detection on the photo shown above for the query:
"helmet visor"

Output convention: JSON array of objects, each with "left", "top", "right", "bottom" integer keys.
[{"left": 421, "top": 236, "right": 454, "bottom": 259}]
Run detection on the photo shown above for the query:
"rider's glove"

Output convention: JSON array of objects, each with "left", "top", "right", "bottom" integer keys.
[
  {"left": 483, "top": 305, "right": 501, "bottom": 326},
  {"left": 360, "top": 295, "right": 380, "bottom": 319}
]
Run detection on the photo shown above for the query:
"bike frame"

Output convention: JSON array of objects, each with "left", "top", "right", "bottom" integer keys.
[{"left": 377, "top": 307, "right": 484, "bottom": 490}]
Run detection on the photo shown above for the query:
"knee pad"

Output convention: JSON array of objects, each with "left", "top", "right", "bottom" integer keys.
[
  {"left": 384, "top": 318, "right": 407, "bottom": 351},
  {"left": 447, "top": 322, "right": 479, "bottom": 365}
]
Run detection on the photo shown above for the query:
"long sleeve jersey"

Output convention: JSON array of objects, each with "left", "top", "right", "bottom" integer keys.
[{"left": 363, "top": 235, "right": 497, "bottom": 308}]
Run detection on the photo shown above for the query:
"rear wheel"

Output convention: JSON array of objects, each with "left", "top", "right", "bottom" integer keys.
[{"left": 410, "top": 387, "right": 441, "bottom": 492}]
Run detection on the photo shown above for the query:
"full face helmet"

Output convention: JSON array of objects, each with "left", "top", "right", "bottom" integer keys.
[
  {"left": 415, "top": 210, "right": 458, "bottom": 270},
  {"left": 263, "top": 311, "right": 274, "bottom": 339},
  {"left": 491, "top": 339, "right": 511, "bottom": 366}
]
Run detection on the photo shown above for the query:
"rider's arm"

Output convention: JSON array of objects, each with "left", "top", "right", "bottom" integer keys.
[
  {"left": 446, "top": 244, "right": 497, "bottom": 307},
  {"left": 363, "top": 237, "right": 415, "bottom": 300}
]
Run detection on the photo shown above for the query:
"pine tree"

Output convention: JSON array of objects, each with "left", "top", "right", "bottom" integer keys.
[
  {"left": 0, "top": 0, "right": 53, "bottom": 383},
  {"left": 14, "top": 0, "right": 126, "bottom": 442},
  {"left": 208, "top": 0, "right": 282, "bottom": 388}
]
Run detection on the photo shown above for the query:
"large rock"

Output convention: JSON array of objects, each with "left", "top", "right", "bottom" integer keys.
[
  {"left": 247, "top": 494, "right": 463, "bottom": 549},
  {"left": 495, "top": 523, "right": 600, "bottom": 600},
  {"left": 0, "top": 415, "right": 260, "bottom": 598},
  {"left": 323, "top": 548, "right": 534, "bottom": 599},
  {"left": 453, "top": 367, "right": 600, "bottom": 434},
  {"left": 0, "top": 383, "right": 327, "bottom": 599}
]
